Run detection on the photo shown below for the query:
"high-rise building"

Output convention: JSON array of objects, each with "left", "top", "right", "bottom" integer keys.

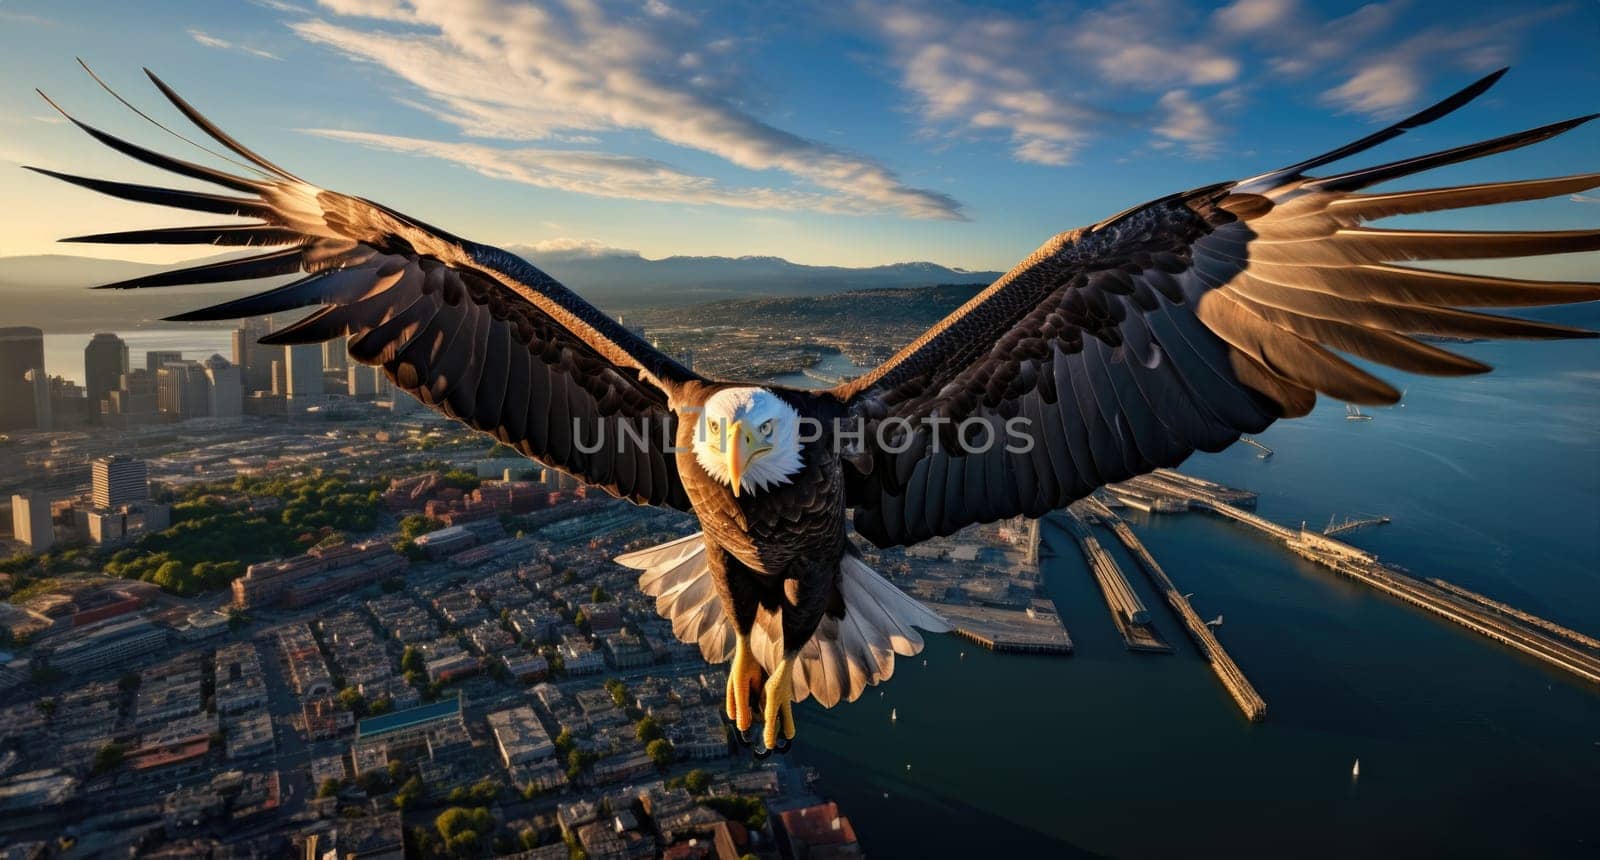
[
  {"left": 348, "top": 364, "right": 379, "bottom": 398},
  {"left": 83, "top": 332, "right": 129, "bottom": 424},
  {"left": 285, "top": 343, "right": 323, "bottom": 411},
  {"left": 10, "top": 491, "right": 54, "bottom": 553},
  {"left": 232, "top": 318, "right": 273, "bottom": 393},
  {"left": 145, "top": 350, "right": 183, "bottom": 375},
  {"left": 271, "top": 359, "right": 286, "bottom": 396},
  {"left": 202, "top": 354, "right": 243, "bottom": 420},
  {"left": 47, "top": 376, "right": 87, "bottom": 429},
  {"left": 91, "top": 455, "right": 149, "bottom": 510},
  {"left": 0, "top": 326, "right": 45, "bottom": 432},
  {"left": 106, "top": 368, "right": 159, "bottom": 426},
  {"left": 322, "top": 339, "right": 348, "bottom": 374},
  {"left": 26, "top": 368, "right": 51, "bottom": 432},
  {"left": 157, "top": 361, "right": 211, "bottom": 421}
]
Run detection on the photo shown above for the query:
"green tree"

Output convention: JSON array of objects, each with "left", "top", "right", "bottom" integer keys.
[
  {"left": 590, "top": 585, "right": 611, "bottom": 603},
  {"left": 317, "top": 778, "right": 343, "bottom": 799},
  {"left": 436, "top": 806, "right": 492, "bottom": 840},
  {"left": 401, "top": 646, "right": 424, "bottom": 674},
  {"left": 702, "top": 795, "right": 768, "bottom": 831},
  {"left": 394, "top": 775, "right": 424, "bottom": 810},
  {"left": 646, "top": 738, "right": 674, "bottom": 768},
  {"left": 683, "top": 769, "right": 711, "bottom": 795},
  {"left": 91, "top": 742, "right": 125, "bottom": 775},
  {"left": 336, "top": 687, "right": 367, "bottom": 716},
  {"left": 605, "top": 679, "right": 629, "bottom": 708},
  {"left": 635, "top": 716, "right": 662, "bottom": 743}
]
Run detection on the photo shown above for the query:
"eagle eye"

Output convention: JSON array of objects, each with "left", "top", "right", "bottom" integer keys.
[{"left": 759, "top": 419, "right": 774, "bottom": 437}]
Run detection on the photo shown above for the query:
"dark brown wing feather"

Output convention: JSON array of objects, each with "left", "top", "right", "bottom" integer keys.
[
  {"left": 837, "top": 69, "right": 1599, "bottom": 548},
  {"left": 32, "top": 68, "right": 696, "bottom": 509}
]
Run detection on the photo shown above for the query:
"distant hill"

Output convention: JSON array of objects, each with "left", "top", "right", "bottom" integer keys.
[
  {"left": 510, "top": 245, "right": 999, "bottom": 308},
  {"left": 0, "top": 251, "right": 1000, "bottom": 331}
]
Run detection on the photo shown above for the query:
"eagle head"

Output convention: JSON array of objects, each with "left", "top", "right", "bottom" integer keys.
[{"left": 692, "top": 387, "right": 804, "bottom": 497}]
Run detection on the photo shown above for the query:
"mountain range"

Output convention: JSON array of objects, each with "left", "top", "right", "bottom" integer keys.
[{"left": 0, "top": 250, "right": 1001, "bottom": 332}]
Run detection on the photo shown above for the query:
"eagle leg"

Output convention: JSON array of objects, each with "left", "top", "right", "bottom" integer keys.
[
  {"left": 761, "top": 656, "right": 798, "bottom": 750},
  {"left": 725, "top": 632, "right": 764, "bottom": 732}
]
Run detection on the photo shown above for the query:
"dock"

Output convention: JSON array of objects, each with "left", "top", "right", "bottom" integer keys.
[
  {"left": 1427, "top": 579, "right": 1600, "bottom": 651},
  {"left": 1109, "top": 472, "right": 1600, "bottom": 686},
  {"left": 1053, "top": 507, "right": 1171, "bottom": 653},
  {"left": 1081, "top": 497, "right": 1266, "bottom": 721},
  {"left": 935, "top": 601, "right": 1074, "bottom": 654}
]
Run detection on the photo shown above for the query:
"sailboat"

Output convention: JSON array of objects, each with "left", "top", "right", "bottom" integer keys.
[
  {"left": 890, "top": 708, "right": 898, "bottom": 723},
  {"left": 1352, "top": 758, "right": 1361, "bottom": 778},
  {"left": 1346, "top": 404, "right": 1373, "bottom": 421}
]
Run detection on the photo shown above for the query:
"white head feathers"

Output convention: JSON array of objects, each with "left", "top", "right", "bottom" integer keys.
[{"left": 692, "top": 387, "right": 804, "bottom": 496}]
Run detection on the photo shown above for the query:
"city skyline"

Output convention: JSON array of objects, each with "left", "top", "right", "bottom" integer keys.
[{"left": 0, "top": 0, "right": 1595, "bottom": 275}]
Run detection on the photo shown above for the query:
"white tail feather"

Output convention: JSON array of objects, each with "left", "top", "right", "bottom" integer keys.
[{"left": 616, "top": 535, "right": 950, "bottom": 708}]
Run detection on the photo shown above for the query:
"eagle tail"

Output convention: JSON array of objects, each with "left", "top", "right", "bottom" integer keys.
[
  {"left": 754, "top": 554, "right": 952, "bottom": 708},
  {"left": 618, "top": 534, "right": 950, "bottom": 708}
]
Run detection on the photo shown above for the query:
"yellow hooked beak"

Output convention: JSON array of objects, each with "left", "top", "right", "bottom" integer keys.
[{"left": 725, "top": 420, "right": 770, "bottom": 498}]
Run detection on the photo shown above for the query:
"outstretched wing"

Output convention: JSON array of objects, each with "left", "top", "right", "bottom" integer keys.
[
  {"left": 31, "top": 66, "right": 697, "bottom": 509},
  {"left": 836, "top": 69, "right": 1599, "bottom": 548}
]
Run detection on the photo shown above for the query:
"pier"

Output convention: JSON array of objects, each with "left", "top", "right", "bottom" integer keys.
[
  {"left": 1081, "top": 497, "right": 1267, "bottom": 721},
  {"left": 936, "top": 601, "right": 1074, "bottom": 654},
  {"left": 1426, "top": 579, "right": 1600, "bottom": 651},
  {"left": 1052, "top": 507, "right": 1171, "bottom": 653},
  {"left": 1108, "top": 472, "right": 1600, "bottom": 686}
]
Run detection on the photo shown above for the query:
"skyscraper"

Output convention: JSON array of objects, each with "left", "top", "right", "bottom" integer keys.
[
  {"left": 322, "top": 339, "right": 348, "bottom": 375},
  {"left": 83, "top": 332, "right": 129, "bottom": 424},
  {"left": 91, "top": 455, "right": 149, "bottom": 510},
  {"left": 285, "top": 343, "right": 323, "bottom": 412},
  {"left": 348, "top": 364, "right": 379, "bottom": 398},
  {"left": 26, "top": 368, "right": 51, "bottom": 432},
  {"left": 0, "top": 326, "right": 45, "bottom": 432},
  {"left": 202, "top": 354, "right": 242, "bottom": 420},
  {"left": 145, "top": 350, "right": 183, "bottom": 375},
  {"left": 157, "top": 361, "right": 211, "bottom": 421},
  {"left": 232, "top": 317, "right": 273, "bottom": 393},
  {"left": 10, "top": 491, "right": 54, "bottom": 553}
]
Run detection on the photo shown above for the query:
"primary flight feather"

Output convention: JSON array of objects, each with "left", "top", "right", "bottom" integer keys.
[{"left": 31, "top": 64, "right": 1597, "bottom": 751}]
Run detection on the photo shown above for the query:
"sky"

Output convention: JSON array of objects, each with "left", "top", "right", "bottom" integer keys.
[{"left": 0, "top": 0, "right": 1596, "bottom": 272}]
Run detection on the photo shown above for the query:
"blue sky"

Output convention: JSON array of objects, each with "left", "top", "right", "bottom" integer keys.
[{"left": 0, "top": 0, "right": 1595, "bottom": 272}]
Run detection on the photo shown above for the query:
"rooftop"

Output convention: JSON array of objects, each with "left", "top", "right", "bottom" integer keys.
[{"left": 356, "top": 694, "right": 462, "bottom": 740}]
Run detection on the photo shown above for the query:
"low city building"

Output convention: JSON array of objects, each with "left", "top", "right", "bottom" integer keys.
[{"left": 488, "top": 705, "right": 557, "bottom": 767}]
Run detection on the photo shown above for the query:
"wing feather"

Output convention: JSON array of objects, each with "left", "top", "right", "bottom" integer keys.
[
  {"left": 33, "top": 69, "right": 698, "bottom": 509},
  {"left": 839, "top": 70, "right": 1597, "bottom": 547}
]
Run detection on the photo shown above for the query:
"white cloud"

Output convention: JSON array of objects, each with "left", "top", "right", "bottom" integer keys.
[
  {"left": 289, "top": 0, "right": 962, "bottom": 219},
  {"left": 871, "top": 0, "right": 1566, "bottom": 164},
  {"left": 510, "top": 238, "right": 640, "bottom": 260},
  {"left": 188, "top": 28, "right": 282, "bottom": 60},
  {"left": 1213, "top": 0, "right": 1296, "bottom": 35},
  {"left": 1155, "top": 90, "right": 1224, "bottom": 156},
  {"left": 869, "top": 0, "right": 1234, "bottom": 165},
  {"left": 305, "top": 128, "right": 909, "bottom": 215}
]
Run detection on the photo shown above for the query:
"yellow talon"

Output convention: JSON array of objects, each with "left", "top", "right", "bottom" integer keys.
[
  {"left": 762, "top": 657, "right": 797, "bottom": 749},
  {"left": 726, "top": 633, "right": 763, "bottom": 732}
]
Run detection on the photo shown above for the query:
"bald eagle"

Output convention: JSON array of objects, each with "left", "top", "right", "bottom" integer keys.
[{"left": 32, "top": 66, "right": 1598, "bottom": 751}]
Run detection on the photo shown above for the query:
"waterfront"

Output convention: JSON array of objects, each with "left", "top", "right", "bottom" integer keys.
[
  {"left": 789, "top": 330, "right": 1600, "bottom": 858},
  {"left": 42, "top": 328, "right": 234, "bottom": 387}
]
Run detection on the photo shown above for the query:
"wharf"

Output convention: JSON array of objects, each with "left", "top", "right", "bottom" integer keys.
[
  {"left": 1123, "top": 472, "right": 1600, "bottom": 686},
  {"left": 935, "top": 602, "right": 1074, "bottom": 654},
  {"left": 1052, "top": 508, "right": 1171, "bottom": 653},
  {"left": 1081, "top": 498, "right": 1266, "bottom": 721}
]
